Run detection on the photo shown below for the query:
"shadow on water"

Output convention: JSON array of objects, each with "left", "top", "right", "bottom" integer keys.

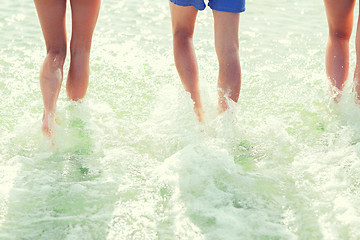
[{"left": 0, "top": 105, "right": 118, "bottom": 240}]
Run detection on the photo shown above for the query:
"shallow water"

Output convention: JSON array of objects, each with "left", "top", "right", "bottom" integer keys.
[{"left": 1, "top": 0, "right": 360, "bottom": 239}]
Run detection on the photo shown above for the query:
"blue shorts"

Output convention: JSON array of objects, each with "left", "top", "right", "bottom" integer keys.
[{"left": 170, "top": 0, "right": 245, "bottom": 13}]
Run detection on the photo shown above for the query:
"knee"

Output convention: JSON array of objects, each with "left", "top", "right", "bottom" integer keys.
[
  {"left": 70, "top": 42, "right": 91, "bottom": 57},
  {"left": 173, "top": 28, "right": 194, "bottom": 43},
  {"left": 216, "top": 42, "right": 239, "bottom": 63},
  {"left": 329, "top": 29, "right": 351, "bottom": 42},
  {"left": 46, "top": 47, "right": 66, "bottom": 68}
]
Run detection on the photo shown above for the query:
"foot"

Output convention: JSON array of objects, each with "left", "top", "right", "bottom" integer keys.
[
  {"left": 354, "top": 79, "right": 360, "bottom": 104},
  {"left": 330, "top": 85, "right": 342, "bottom": 103},
  {"left": 217, "top": 96, "right": 229, "bottom": 114},
  {"left": 194, "top": 105, "right": 204, "bottom": 123},
  {"left": 42, "top": 112, "right": 56, "bottom": 138}
]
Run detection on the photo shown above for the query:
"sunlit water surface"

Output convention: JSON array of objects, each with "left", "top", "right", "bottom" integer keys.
[{"left": 1, "top": 0, "right": 360, "bottom": 239}]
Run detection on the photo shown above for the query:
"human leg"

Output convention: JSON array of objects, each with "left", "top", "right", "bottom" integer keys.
[
  {"left": 34, "top": 0, "right": 67, "bottom": 137},
  {"left": 353, "top": 4, "right": 360, "bottom": 102},
  {"left": 324, "top": 0, "right": 355, "bottom": 101},
  {"left": 169, "top": 2, "right": 204, "bottom": 122},
  {"left": 213, "top": 10, "right": 240, "bottom": 113},
  {"left": 66, "top": 0, "right": 101, "bottom": 101}
]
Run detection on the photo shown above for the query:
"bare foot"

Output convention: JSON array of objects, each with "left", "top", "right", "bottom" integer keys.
[
  {"left": 194, "top": 105, "right": 204, "bottom": 123},
  {"left": 330, "top": 85, "right": 342, "bottom": 103},
  {"left": 217, "top": 96, "right": 229, "bottom": 114},
  {"left": 354, "top": 79, "right": 360, "bottom": 104},
  {"left": 42, "top": 112, "right": 56, "bottom": 138}
]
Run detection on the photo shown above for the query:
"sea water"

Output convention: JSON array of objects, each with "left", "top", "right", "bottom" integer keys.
[{"left": 1, "top": 0, "right": 360, "bottom": 239}]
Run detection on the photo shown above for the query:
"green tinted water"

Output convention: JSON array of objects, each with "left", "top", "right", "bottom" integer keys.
[{"left": 1, "top": 0, "right": 360, "bottom": 239}]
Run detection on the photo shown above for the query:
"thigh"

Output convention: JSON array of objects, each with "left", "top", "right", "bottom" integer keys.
[
  {"left": 170, "top": 2, "right": 198, "bottom": 35},
  {"left": 213, "top": 10, "right": 240, "bottom": 53},
  {"left": 324, "top": 0, "right": 355, "bottom": 36},
  {"left": 69, "top": 0, "right": 101, "bottom": 49},
  {"left": 34, "top": 0, "right": 67, "bottom": 51}
]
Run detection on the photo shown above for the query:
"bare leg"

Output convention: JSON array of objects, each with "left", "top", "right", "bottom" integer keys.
[
  {"left": 66, "top": 0, "right": 101, "bottom": 101},
  {"left": 213, "top": 10, "right": 241, "bottom": 113},
  {"left": 34, "top": 0, "right": 67, "bottom": 137},
  {"left": 324, "top": 0, "right": 355, "bottom": 101},
  {"left": 354, "top": 4, "right": 360, "bottom": 102},
  {"left": 169, "top": 2, "right": 203, "bottom": 122}
]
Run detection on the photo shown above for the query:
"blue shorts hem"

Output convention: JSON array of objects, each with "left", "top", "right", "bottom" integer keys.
[
  {"left": 170, "top": 0, "right": 206, "bottom": 11},
  {"left": 209, "top": 6, "right": 245, "bottom": 13}
]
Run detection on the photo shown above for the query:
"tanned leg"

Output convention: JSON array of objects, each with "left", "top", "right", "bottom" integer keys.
[
  {"left": 353, "top": 4, "right": 360, "bottom": 102},
  {"left": 66, "top": 0, "right": 101, "bottom": 101},
  {"left": 169, "top": 2, "right": 203, "bottom": 122},
  {"left": 34, "top": 0, "right": 67, "bottom": 137},
  {"left": 213, "top": 10, "right": 241, "bottom": 113},
  {"left": 324, "top": 0, "right": 355, "bottom": 101}
]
